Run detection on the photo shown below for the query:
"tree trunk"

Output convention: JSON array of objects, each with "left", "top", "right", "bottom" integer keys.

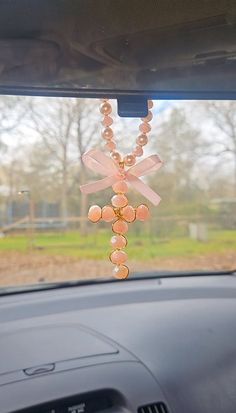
[
  {"left": 234, "top": 153, "right": 236, "bottom": 196},
  {"left": 61, "top": 165, "right": 68, "bottom": 226},
  {"left": 79, "top": 165, "right": 88, "bottom": 235},
  {"left": 7, "top": 165, "right": 14, "bottom": 224}
]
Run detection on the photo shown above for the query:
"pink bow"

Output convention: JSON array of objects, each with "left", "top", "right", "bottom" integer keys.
[{"left": 80, "top": 149, "right": 163, "bottom": 206}]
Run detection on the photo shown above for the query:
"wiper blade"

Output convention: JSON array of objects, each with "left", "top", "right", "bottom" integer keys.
[{"left": 0, "top": 269, "right": 235, "bottom": 297}]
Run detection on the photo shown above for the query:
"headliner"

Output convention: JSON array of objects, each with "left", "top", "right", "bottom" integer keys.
[{"left": 0, "top": 0, "right": 235, "bottom": 99}]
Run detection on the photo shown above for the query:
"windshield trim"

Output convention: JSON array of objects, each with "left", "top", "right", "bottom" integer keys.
[{"left": 0, "top": 269, "right": 235, "bottom": 297}]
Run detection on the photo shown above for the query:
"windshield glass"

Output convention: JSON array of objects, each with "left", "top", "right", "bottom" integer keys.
[{"left": 0, "top": 97, "right": 235, "bottom": 287}]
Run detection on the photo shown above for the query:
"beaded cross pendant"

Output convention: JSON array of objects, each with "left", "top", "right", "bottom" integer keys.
[{"left": 80, "top": 99, "right": 163, "bottom": 279}]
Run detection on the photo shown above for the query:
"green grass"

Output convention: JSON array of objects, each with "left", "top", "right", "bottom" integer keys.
[{"left": 0, "top": 229, "right": 235, "bottom": 260}]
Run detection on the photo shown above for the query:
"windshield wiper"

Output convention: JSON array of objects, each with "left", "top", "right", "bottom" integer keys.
[{"left": 0, "top": 268, "right": 235, "bottom": 297}]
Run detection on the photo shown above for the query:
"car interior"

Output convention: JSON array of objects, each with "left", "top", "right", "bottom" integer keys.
[{"left": 0, "top": 1, "right": 236, "bottom": 413}]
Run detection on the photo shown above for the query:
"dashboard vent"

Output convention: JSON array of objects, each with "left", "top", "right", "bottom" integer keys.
[{"left": 138, "top": 402, "right": 169, "bottom": 413}]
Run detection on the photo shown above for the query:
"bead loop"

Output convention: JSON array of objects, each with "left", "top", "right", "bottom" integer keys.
[{"left": 85, "top": 99, "right": 157, "bottom": 279}]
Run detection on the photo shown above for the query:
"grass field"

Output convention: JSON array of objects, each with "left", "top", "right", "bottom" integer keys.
[
  {"left": 0, "top": 229, "right": 235, "bottom": 286},
  {"left": 0, "top": 229, "right": 235, "bottom": 259}
]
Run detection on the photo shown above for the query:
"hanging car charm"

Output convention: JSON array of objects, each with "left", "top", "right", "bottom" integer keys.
[{"left": 80, "top": 99, "right": 163, "bottom": 279}]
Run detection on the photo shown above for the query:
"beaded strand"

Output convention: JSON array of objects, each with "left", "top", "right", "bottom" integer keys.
[{"left": 87, "top": 99, "right": 154, "bottom": 279}]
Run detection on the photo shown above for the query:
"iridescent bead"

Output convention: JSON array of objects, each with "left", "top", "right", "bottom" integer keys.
[
  {"left": 110, "top": 235, "right": 127, "bottom": 249},
  {"left": 88, "top": 205, "right": 102, "bottom": 223},
  {"left": 136, "top": 134, "right": 148, "bottom": 146},
  {"left": 110, "top": 249, "right": 128, "bottom": 265},
  {"left": 121, "top": 205, "right": 136, "bottom": 222},
  {"left": 112, "top": 219, "right": 128, "bottom": 234},
  {"left": 112, "top": 181, "right": 128, "bottom": 194},
  {"left": 139, "top": 123, "right": 151, "bottom": 133},
  {"left": 100, "top": 102, "right": 112, "bottom": 115},
  {"left": 124, "top": 154, "right": 136, "bottom": 166},
  {"left": 105, "top": 141, "right": 116, "bottom": 151},
  {"left": 111, "top": 194, "right": 128, "bottom": 208},
  {"left": 111, "top": 152, "right": 121, "bottom": 163},
  {"left": 133, "top": 145, "right": 143, "bottom": 157},
  {"left": 141, "top": 110, "right": 153, "bottom": 122},
  {"left": 136, "top": 204, "right": 150, "bottom": 221},
  {"left": 102, "top": 205, "right": 116, "bottom": 222},
  {"left": 102, "top": 116, "right": 113, "bottom": 127},
  {"left": 113, "top": 265, "right": 129, "bottom": 279},
  {"left": 148, "top": 100, "right": 153, "bottom": 109},
  {"left": 102, "top": 127, "right": 113, "bottom": 140}
]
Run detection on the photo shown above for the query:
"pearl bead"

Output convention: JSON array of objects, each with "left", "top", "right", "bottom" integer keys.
[
  {"left": 112, "top": 219, "right": 128, "bottom": 234},
  {"left": 141, "top": 110, "right": 153, "bottom": 122},
  {"left": 102, "top": 127, "right": 113, "bottom": 140},
  {"left": 136, "top": 134, "right": 148, "bottom": 146},
  {"left": 100, "top": 102, "right": 112, "bottom": 115},
  {"left": 139, "top": 122, "right": 151, "bottom": 133},
  {"left": 105, "top": 141, "right": 116, "bottom": 151},
  {"left": 113, "top": 264, "right": 129, "bottom": 279},
  {"left": 148, "top": 100, "right": 153, "bottom": 109},
  {"left": 124, "top": 154, "right": 136, "bottom": 166},
  {"left": 88, "top": 205, "right": 102, "bottom": 223},
  {"left": 111, "top": 152, "right": 121, "bottom": 163},
  {"left": 133, "top": 145, "right": 143, "bottom": 157},
  {"left": 110, "top": 249, "right": 128, "bottom": 265},
  {"left": 102, "top": 116, "right": 113, "bottom": 127},
  {"left": 112, "top": 181, "right": 128, "bottom": 194},
  {"left": 111, "top": 194, "right": 128, "bottom": 208},
  {"left": 110, "top": 235, "right": 127, "bottom": 249},
  {"left": 121, "top": 205, "right": 136, "bottom": 222},
  {"left": 102, "top": 206, "right": 116, "bottom": 222},
  {"left": 136, "top": 204, "right": 150, "bottom": 221}
]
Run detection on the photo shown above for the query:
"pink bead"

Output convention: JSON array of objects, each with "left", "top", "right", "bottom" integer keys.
[
  {"left": 139, "top": 123, "right": 151, "bottom": 133},
  {"left": 136, "top": 134, "right": 148, "bottom": 146},
  {"left": 102, "top": 127, "right": 113, "bottom": 140},
  {"left": 110, "top": 235, "right": 127, "bottom": 249},
  {"left": 124, "top": 154, "right": 136, "bottom": 166},
  {"left": 88, "top": 205, "right": 102, "bottom": 223},
  {"left": 110, "top": 249, "right": 127, "bottom": 265},
  {"left": 105, "top": 141, "right": 116, "bottom": 151},
  {"left": 148, "top": 100, "right": 153, "bottom": 108},
  {"left": 112, "top": 219, "right": 128, "bottom": 234},
  {"left": 112, "top": 181, "right": 128, "bottom": 194},
  {"left": 102, "top": 206, "right": 116, "bottom": 222},
  {"left": 121, "top": 205, "right": 136, "bottom": 222},
  {"left": 102, "top": 116, "right": 113, "bottom": 127},
  {"left": 111, "top": 152, "right": 121, "bottom": 163},
  {"left": 141, "top": 110, "right": 153, "bottom": 122},
  {"left": 113, "top": 265, "right": 129, "bottom": 279},
  {"left": 136, "top": 204, "right": 150, "bottom": 221},
  {"left": 111, "top": 194, "right": 128, "bottom": 208},
  {"left": 133, "top": 145, "right": 143, "bottom": 157},
  {"left": 100, "top": 102, "right": 112, "bottom": 115}
]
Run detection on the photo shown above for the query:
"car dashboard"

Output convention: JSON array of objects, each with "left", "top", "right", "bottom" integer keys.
[{"left": 0, "top": 274, "right": 235, "bottom": 413}]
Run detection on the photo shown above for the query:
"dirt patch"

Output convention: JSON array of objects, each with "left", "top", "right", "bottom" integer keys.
[{"left": 0, "top": 251, "right": 235, "bottom": 286}]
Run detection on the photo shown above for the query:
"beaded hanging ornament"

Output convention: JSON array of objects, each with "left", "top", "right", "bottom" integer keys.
[{"left": 80, "top": 99, "right": 163, "bottom": 279}]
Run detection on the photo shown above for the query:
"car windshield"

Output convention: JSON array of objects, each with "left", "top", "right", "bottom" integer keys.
[{"left": 0, "top": 96, "right": 235, "bottom": 287}]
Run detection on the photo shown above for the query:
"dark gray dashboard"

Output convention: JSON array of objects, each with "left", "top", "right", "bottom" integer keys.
[{"left": 0, "top": 275, "right": 236, "bottom": 413}]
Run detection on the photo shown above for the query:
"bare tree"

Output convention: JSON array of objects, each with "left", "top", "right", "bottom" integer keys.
[
  {"left": 29, "top": 97, "right": 100, "bottom": 230},
  {"left": 201, "top": 101, "right": 236, "bottom": 195},
  {"left": 0, "top": 96, "right": 29, "bottom": 223},
  {"left": 150, "top": 107, "right": 203, "bottom": 201},
  {"left": 0, "top": 96, "right": 27, "bottom": 134}
]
